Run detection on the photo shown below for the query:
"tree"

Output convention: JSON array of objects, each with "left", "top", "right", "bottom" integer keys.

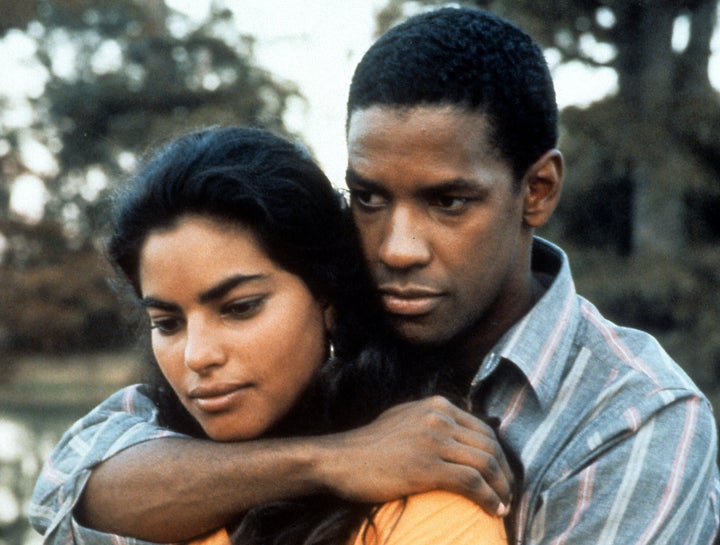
[{"left": 0, "top": 0, "right": 300, "bottom": 354}]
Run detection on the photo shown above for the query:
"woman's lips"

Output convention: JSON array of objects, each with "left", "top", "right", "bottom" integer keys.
[
  {"left": 379, "top": 285, "right": 444, "bottom": 316},
  {"left": 188, "top": 383, "right": 252, "bottom": 413}
]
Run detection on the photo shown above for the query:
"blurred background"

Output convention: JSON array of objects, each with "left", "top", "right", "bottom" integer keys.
[{"left": 1, "top": 1, "right": 719, "bottom": 543}]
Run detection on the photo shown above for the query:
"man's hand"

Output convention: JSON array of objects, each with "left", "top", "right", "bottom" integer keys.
[
  {"left": 75, "top": 396, "right": 512, "bottom": 542},
  {"left": 316, "top": 396, "right": 514, "bottom": 516}
]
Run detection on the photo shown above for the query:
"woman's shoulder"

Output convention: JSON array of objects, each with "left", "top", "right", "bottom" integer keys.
[
  {"left": 356, "top": 490, "right": 507, "bottom": 545},
  {"left": 183, "top": 527, "right": 231, "bottom": 545}
]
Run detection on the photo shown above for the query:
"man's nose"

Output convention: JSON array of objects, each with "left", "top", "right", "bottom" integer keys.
[
  {"left": 184, "top": 317, "right": 226, "bottom": 374},
  {"left": 377, "top": 206, "right": 431, "bottom": 270}
]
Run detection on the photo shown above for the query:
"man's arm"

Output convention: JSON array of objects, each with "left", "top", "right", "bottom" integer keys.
[
  {"left": 78, "top": 396, "right": 512, "bottom": 543},
  {"left": 523, "top": 394, "right": 720, "bottom": 544},
  {"left": 32, "top": 389, "right": 512, "bottom": 544},
  {"left": 28, "top": 384, "right": 185, "bottom": 545}
]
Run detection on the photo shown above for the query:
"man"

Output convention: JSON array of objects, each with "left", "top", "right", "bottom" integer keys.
[{"left": 31, "top": 7, "right": 719, "bottom": 544}]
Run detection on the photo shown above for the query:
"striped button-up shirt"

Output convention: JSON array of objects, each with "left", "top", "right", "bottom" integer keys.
[
  {"left": 29, "top": 238, "right": 720, "bottom": 544},
  {"left": 470, "top": 238, "right": 719, "bottom": 544},
  {"left": 29, "top": 384, "right": 184, "bottom": 545}
]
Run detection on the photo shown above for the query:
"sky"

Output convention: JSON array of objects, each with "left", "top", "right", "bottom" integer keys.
[
  {"left": 2, "top": 0, "right": 720, "bottom": 215},
  {"left": 210, "top": 0, "right": 392, "bottom": 186}
]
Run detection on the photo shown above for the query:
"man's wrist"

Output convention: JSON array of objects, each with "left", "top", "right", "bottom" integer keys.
[{"left": 283, "top": 433, "right": 343, "bottom": 497}]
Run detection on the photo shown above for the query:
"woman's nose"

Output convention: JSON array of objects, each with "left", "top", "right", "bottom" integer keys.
[{"left": 183, "top": 317, "right": 226, "bottom": 374}]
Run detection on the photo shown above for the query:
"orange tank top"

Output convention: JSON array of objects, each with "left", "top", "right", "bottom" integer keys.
[{"left": 185, "top": 490, "right": 507, "bottom": 545}]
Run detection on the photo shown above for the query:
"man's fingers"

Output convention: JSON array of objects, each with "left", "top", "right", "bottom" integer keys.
[
  {"left": 423, "top": 397, "right": 501, "bottom": 445},
  {"left": 437, "top": 464, "right": 511, "bottom": 517},
  {"left": 450, "top": 426, "right": 514, "bottom": 495},
  {"left": 354, "top": 396, "right": 516, "bottom": 510},
  {"left": 418, "top": 397, "right": 514, "bottom": 500},
  {"left": 438, "top": 438, "right": 513, "bottom": 505}
]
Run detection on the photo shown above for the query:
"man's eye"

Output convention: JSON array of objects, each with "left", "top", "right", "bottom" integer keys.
[
  {"left": 223, "top": 297, "right": 265, "bottom": 320},
  {"left": 429, "top": 195, "right": 469, "bottom": 211},
  {"left": 150, "top": 317, "right": 182, "bottom": 335},
  {"left": 348, "top": 189, "right": 387, "bottom": 209}
]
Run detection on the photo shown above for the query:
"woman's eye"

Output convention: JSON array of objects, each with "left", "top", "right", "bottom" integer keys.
[
  {"left": 223, "top": 297, "right": 265, "bottom": 319},
  {"left": 150, "top": 317, "right": 182, "bottom": 335}
]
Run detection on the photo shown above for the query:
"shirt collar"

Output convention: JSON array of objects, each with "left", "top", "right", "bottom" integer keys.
[{"left": 472, "top": 237, "right": 582, "bottom": 411}]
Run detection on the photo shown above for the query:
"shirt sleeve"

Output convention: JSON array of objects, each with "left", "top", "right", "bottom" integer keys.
[
  {"left": 525, "top": 392, "right": 720, "bottom": 544},
  {"left": 28, "top": 384, "right": 187, "bottom": 545},
  {"left": 354, "top": 490, "right": 507, "bottom": 545}
]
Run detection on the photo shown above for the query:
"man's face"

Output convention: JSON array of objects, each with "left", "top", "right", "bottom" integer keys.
[{"left": 346, "top": 105, "right": 533, "bottom": 347}]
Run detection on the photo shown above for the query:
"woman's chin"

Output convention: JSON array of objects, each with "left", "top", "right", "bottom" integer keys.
[{"left": 201, "top": 422, "right": 267, "bottom": 442}]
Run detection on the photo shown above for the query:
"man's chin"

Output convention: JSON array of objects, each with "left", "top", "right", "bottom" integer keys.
[{"left": 387, "top": 315, "right": 455, "bottom": 347}]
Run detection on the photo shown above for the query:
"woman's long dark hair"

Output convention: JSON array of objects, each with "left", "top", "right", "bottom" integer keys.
[{"left": 107, "top": 126, "right": 416, "bottom": 544}]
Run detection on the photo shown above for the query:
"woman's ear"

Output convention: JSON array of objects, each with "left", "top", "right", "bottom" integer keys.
[
  {"left": 322, "top": 304, "right": 335, "bottom": 331},
  {"left": 522, "top": 149, "right": 563, "bottom": 228},
  {"left": 322, "top": 305, "right": 336, "bottom": 359}
]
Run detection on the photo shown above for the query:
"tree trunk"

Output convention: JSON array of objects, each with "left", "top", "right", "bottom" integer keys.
[{"left": 613, "top": 2, "right": 686, "bottom": 256}]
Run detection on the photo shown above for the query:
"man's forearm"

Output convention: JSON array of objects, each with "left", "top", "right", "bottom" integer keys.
[
  {"left": 75, "top": 397, "right": 513, "bottom": 543},
  {"left": 76, "top": 436, "right": 328, "bottom": 542}
]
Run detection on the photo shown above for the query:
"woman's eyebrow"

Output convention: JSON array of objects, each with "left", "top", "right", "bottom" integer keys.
[
  {"left": 140, "top": 274, "right": 269, "bottom": 310},
  {"left": 198, "top": 274, "right": 268, "bottom": 304}
]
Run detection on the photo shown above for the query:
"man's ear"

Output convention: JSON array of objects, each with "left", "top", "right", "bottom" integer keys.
[{"left": 522, "top": 149, "right": 563, "bottom": 228}]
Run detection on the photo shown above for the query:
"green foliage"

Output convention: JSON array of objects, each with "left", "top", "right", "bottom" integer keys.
[
  {"left": 0, "top": 219, "right": 135, "bottom": 354},
  {"left": 0, "top": 0, "right": 300, "bottom": 354}
]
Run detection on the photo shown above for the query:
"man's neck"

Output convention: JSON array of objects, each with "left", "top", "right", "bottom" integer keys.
[
  {"left": 390, "top": 252, "right": 549, "bottom": 396},
  {"left": 451, "top": 272, "right": 546, "bottom": 390}
]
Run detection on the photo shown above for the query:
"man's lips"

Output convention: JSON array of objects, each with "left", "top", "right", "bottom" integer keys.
[
  {"left": 188, "top": 382, "right": 252, "bottom": 412},
  {"left": 378, "top": 285, "right": 444, "bottom": 316}
]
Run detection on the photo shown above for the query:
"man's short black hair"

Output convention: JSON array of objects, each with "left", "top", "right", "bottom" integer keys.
[{"left": 347, "top": 7, "right": 558, "bottom": 183}]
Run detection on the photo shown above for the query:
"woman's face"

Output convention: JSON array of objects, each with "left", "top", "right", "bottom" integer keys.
[{"left": 138, "top": 215, "right": 332, "bottom": 441}]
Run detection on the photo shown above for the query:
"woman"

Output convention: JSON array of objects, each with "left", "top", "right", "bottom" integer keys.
[{"left": 107, "top": 125, "right": 509, "bottom": 545}]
